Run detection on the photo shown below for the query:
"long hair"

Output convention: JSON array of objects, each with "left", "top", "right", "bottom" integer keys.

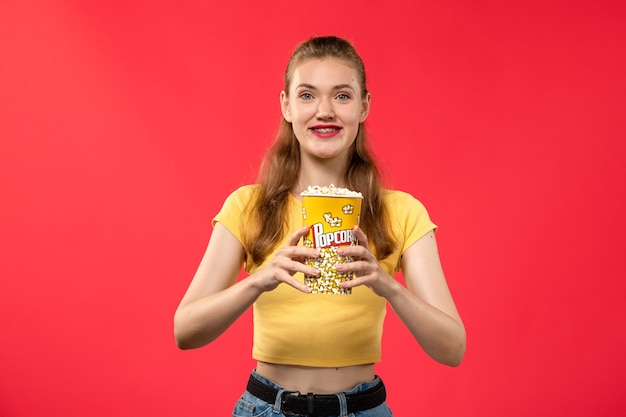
[{"left": 243, "top": 36, "right": 396, "bottom": 265}]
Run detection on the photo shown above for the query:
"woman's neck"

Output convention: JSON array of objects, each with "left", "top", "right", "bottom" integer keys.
[{"left": 294, "top": 157, "right": 349, "bottom": 195}]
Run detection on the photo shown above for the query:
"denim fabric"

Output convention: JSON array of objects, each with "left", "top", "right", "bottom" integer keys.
[{"left": 231, "top": 371, "right": 393, "bottom": 417}]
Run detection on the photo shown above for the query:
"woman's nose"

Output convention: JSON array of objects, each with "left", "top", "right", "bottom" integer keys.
[{"left": 316, "top": 99, "right": 335, "bottom": 119}]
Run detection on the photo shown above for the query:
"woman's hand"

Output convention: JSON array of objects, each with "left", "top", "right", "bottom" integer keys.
[
  {"left": 337, "top": 227, "right": 465, "bottom": 365},
  {"left": 250, "top": 226, "right": 320, "bottom": 293},
  {"left": 335, "top": 226, "right": 398, "bottom": 297}
]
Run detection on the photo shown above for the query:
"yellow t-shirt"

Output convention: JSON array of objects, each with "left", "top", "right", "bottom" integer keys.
[{"left": 212, "top": 185, "right": 437, "bottom": 367}]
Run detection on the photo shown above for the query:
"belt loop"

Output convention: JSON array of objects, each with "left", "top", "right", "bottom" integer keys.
[
  {"left": 273, "top": 388, "right": 286, "bottom": 414},
  {"left": 307, "top": 393, "right": 315, "bottom": 416},
  {"left": 336, "top": 392, "right": 348, "bottom": 417}
]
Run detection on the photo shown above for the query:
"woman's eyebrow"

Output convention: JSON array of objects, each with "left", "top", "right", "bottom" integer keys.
[
  {"left": 333, "top": 84, "right": 355, "bottom": 91},
  {"left": 295, "top": 83, "right": 317, "bottom": 90},
  {"left": 295, "top": 83, "right": 355, "bottom": 91}
]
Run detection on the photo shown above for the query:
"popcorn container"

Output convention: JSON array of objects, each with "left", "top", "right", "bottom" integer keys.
[{"left": 301, "top": 186, "right": 363, "bottom": 294}]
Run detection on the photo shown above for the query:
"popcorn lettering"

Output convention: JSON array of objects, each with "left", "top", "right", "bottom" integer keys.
[{"left": 311, "top": 222, "right": 354, "bottom": 248}]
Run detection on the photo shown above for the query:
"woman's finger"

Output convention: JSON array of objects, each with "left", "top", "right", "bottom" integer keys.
[
  {"left": 353, "top": 225, "right": 369, "bottom": 248},
  {"left": 336, "top": 259, "right": 369, "bottom": 275},
  {"left": 286, "top": 225, "right": 311, "bottom": 246}
]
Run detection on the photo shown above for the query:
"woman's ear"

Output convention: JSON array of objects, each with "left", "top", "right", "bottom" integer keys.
[
  {"left": 280, "top": 90, "right": 291, "bottom": 122},
  {"left": 360, "top": 92, "right": 371, "bottom": 123}
]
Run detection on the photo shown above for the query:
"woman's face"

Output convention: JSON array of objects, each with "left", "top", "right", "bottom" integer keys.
[{"left": 281, "top": 57, "right": 370, "bottom": 163}]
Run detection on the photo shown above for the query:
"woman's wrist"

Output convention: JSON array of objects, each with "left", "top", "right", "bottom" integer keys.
[{"left": 378, "top": 273, "right": 404, "bottom": 300}]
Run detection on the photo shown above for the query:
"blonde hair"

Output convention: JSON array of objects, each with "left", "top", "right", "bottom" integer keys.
[{"left": 243, "top": 36, "right": 396, "bottom": 265}]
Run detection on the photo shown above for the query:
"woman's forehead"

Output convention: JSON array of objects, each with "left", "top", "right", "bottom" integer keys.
[{"left": 290, "top": 58, "right": 360, "bottom": 89}]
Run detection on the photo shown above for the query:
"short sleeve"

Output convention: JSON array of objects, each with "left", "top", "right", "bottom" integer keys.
[
  {"left": 212, "top": 185, "right": 256, "bottom": 245},
  {"left": 386, "top": 191, "right": 437, "bottom": 255}
]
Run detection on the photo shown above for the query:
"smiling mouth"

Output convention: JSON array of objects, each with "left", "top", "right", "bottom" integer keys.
[{"left": 310, "top": 126, "right": 341, "bottom": 133}]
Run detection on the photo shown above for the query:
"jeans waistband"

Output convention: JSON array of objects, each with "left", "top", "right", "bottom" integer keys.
[{"left": 246, "top": 373, "right": 386, "bottom": 417}]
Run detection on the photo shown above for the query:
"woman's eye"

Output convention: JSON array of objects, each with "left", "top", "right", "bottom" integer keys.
[
  {"left": 337, "top": 93, "right": 350, "bottom": 100},
  {"left": 300, "top": 92, "right": 313, "bottom": 100}
]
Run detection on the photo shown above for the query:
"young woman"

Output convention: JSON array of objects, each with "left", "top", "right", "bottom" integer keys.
[{"left": 174, "top": 36, "right": 466, "bottom": 417}]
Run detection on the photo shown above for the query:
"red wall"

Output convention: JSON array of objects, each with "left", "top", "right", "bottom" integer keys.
[{"left": 1, "top": 1, "right": 625, "bottom": 415}]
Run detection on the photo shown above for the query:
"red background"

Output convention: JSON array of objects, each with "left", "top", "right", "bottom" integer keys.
[{"left": 1, "top": 1, "right": 625, "bottom": 415}]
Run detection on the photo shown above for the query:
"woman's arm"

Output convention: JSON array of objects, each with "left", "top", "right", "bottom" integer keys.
[
  {"left": 174, "top": 223, "right": 256, "bottom": 349},
  {"left": 389, "top": 230, "right": 466, "bottom": 366},
  {"left": 339, "top": 228, "right": 466, "bottom": 366},
  {"left": 174, "top": 224, "right": 319, "bottom": 349}
]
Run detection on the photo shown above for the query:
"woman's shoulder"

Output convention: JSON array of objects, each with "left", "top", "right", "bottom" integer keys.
[
  {"left": 382, "top": 188, "right": 432, "bottom": 218},
  {"left": 224, "top": 184, "right": 259, "bottom": 201},
  {"left": 215, "top": 184, "right": 260, "bottom": 214},
  {"left": 213, "top": 184, "right": 259, "bottom": 226},
  {"left": 382, "top": 188, "right": 425, "bottom": 206},
  {"left": 381, "top": 188, "right": 437, "bottom": 239}
]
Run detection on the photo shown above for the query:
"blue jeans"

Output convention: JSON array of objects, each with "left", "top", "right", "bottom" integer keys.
[{"left": 232, "top": 371, "right": 393, "bottom": 417}]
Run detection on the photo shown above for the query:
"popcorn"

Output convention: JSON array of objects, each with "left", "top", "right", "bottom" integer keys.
[
  {"left": 301, "top": 184, "right": 363, "bottom": 198},
  {"left": 301, "top": 185, "right": 363, "bottom": 295},
  {"left": 303, "top": 242, "right": 355, "bottom": 294}
]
